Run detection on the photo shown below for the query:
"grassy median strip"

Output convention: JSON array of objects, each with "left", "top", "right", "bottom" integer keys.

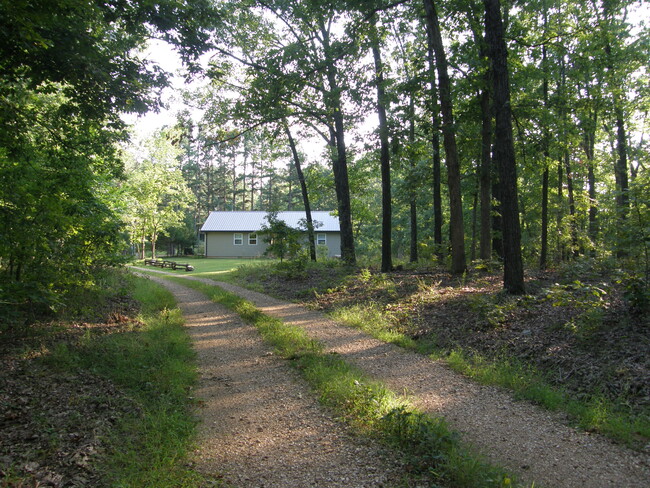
[{"left": 168, "top": 276, "right": 517, "bottom": 488}]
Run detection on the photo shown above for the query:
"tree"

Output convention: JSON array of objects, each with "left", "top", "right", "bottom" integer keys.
[
  {"left": 259, "top": 212, "right": 301, "bottom": 262},
  {"left": 0, "top": 0, "right": 219, "bottom": 317},
  {"left": 483, "top": 0, "right": 524, "bottom": 293},
  {"left": 422, "top": 0, "right": 466, "bottom": 274},
  {"left": 123, "top": 130, "right": 196, "bottom": 259},
  {"left": 369, "top": 14, "right": 394, "bottom": 273},
  {"left": 284, "top": 122, "right": 318, "bottom": 261}
]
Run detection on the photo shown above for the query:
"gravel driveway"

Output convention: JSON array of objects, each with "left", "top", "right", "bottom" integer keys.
[{"left": 138, "top": 269, "right": 650, "bottom": 487}]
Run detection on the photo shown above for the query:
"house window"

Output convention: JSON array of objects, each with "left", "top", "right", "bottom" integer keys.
[
  {"left": 317, "top": 233, "right": 327, "bottom": 246},
  {"left": 233, "top": 233, "right": 243, "bottom": 245},
  {"left": 249, "top": 233, "right": 258, "bottom": 245}
]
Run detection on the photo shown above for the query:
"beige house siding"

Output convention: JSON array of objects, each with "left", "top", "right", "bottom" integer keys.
[{"left": 204, "top": 231, "right": 341, "bottom": 258}]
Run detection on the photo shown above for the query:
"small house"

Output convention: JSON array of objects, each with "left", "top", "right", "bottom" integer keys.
[{"left": 200, "top": 211, "right": 341, "bottom": 258}]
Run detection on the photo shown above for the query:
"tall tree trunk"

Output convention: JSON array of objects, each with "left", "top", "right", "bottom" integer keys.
[
  {"left": 423, "top": 0, "right": 466, "bottom": 274},
  {"left": 320, "top": 20, "right": 356, "bottom": 265},
  {"left": 370, "top": 15, "right": 393, "bottom": 273},
  {"left": 582, "top": 107, "right": 598, "bottom": 247},
  {"left": 409, "top": 96, "right": 418, "bottom": 263},
  {"left": 284, "top": 123, "right": 317, "bottom": 262},
  {"left": 426, "top": 37, "right": 444, "bottom": 263},
  {"left": 479, "top": 72, "right": 493, "bottom": 261},
  {"left": 565, "top": 149, "right": 578, "bottom": 255},
  {"left": 471, "top": 181, "right": 479, "bottom": 261},
  {"left": 556, "top": 157, "right": 564, "bottom": 260},
  {"left": 540, "top": 164, "right": 549, "bottom": 268},
  {"left": 539, "top": 12, "right": 550, "bottom": 269},
  {"left": 484, "top": 0, "right": 524, "bottom": 293}
]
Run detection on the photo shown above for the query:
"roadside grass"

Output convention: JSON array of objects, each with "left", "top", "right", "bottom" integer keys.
[
  {"left": 167, "top": 276, "right": 517, "bottom": 488},
  {"left": 45, "top": 272, "right": 209, "bottom": 487},
  {"left": 331, "top": 300, "right": 650, "bottom": 449},
  {"left": 329, "top": 303, "right": 417, "bottom": 350},
  {"left": 439, "top": 349, "right": 650, "bottom": 448}
]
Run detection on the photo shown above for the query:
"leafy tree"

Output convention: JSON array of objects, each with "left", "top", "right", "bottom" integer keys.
[
  {"left": 123, "top": 130, "right": 196, "bottom": 259},
  {"left": 259, "top": 212, "right": 302, "bottom": 262},
  {"left": 0, "top": 0, "right": 219, "bottom": 318}
]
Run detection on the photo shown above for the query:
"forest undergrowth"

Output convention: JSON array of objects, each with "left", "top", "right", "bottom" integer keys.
[
  {"left": 0, "top": 270, "right": 206, "bottom": 487},
  {"left": 231, "top": 257, "right": 650, "bottom": 450}
]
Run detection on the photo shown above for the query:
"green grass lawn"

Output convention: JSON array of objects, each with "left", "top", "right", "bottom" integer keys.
[{"left": 135, "top": 257, "right": 275, "bottom": 280}]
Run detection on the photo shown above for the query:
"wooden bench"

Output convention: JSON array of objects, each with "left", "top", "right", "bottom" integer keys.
[{"left": 171, "top": 262, "right": 194, "bottom": 271}]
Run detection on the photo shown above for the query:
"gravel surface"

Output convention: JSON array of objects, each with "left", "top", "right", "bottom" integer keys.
[
  {"left": 138, "top": 269, "right": 650, "bottom": 487},
  {"left": 143, "top": 273, "right": 414, "bottom": 488}
]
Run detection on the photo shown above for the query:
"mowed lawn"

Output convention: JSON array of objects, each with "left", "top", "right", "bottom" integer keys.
[{"left": 136, "top": 257, "right": 274, "bottom": 280}]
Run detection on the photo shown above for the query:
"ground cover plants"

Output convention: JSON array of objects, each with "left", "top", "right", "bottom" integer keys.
[
  {"left": 225, "top": 258, "right": 650, "bottom": 450},
  {"left": 0, "top": 269, "right": 208, "bottom": 487}
]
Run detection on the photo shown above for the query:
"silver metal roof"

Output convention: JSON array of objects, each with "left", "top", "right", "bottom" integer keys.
[{"left": 200, "top": 211, "right": 340, "bottom": 232}]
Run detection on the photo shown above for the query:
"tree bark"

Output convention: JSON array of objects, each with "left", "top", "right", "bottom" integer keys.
[
  {"left": 319, "top": 20, "right": 356, "bottom": 265},
  {"left": 426, "top": 36, "right": 443, "bottom": 263},
  {"left": 540, "top": 33, "right": 550, "bottom": 269},
  {"left": 409, "top": 96, "right": 418, "bottom": 263},
  {"left": 370, "top": 15, "right": 393, "bottom": 273},
  {"left": 483, "top": 0, "right": 524, "bottom": 293},
  {"left": 423, "top": 0, "right": 466, "bottom": 274},
  {"left": 284, "top": 123, "right": 317, "bottom": 262},
  {"left": 479, "top": 69, "right": 493, "bottom": 261}
]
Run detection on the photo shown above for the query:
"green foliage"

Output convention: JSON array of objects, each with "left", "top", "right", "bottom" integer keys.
[
  {"left": 620, "top": 275, "right": 650, "bottom": 315},
  {"left": 121, "top": 131, "right": 196, "bottom": 258},
  {"left": 14, "top": 270, "right": 209, "bottom": 486},
  {"left": 0, "top": 0, "right": 219, "bottom": 322},
  {"left": 259, "top": 212, "right": 302, "bottom": 262}
]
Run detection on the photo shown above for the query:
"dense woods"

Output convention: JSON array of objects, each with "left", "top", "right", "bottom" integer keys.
[{"left": 1, "top": 0, "right": 649, "bottom": 317}]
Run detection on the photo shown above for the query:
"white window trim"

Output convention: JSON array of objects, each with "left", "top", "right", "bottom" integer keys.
[
  {"left": 233, "top": 233, "right": 243, "bottom": 245},
  {"left": 317, "top": 233, "right": 327, "bottom": 245},
  {"left": 248, "top": 233, "right": 258, "bottom": 245}
]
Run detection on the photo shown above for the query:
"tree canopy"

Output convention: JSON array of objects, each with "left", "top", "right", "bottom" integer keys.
[{"left": 2, "top": 0, "right": 649, "bottom": 321}]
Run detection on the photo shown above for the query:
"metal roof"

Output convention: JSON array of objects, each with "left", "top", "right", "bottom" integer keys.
[{"left": 200, "top": 211, "right": 340, "bottom": 232}]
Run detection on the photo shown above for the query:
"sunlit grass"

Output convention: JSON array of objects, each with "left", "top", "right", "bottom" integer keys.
[
  {"left": 330, "top": 303, "right": 417, "bottom": 350},
  {"left": 169, "top": 277, "right": 517, "bottom": 487},
  {"left": 327, "top": 299, "right": 650, "bottom": 450}
]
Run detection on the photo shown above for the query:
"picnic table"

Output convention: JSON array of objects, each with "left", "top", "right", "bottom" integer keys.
[{"left": 143, "top": 259, "right": 194, "bottom": 271}]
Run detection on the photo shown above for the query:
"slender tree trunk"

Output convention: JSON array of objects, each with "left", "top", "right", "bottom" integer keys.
[
  {"left": 541, "top": 164, "right": 549, "bottom": 268},
  {"left": 565, "top": 150, "right": 578, "bottom": 255},
  {"left": 409, "top": 97, "right": 418, "bottom": 263},
  {"left": 426, "top": 38, "right": 443, "bottom": 263},
  {"left": 539, "top": 12, "right": 550, "bottom": 269},
  {"left": 370, "top": 15, "right": 393, "bottom": 273},
  {"left": 554, "top": 158, "right": 563, "bottom": 261},
  {"left": 423, "top": 0, "right": 466, "bottom": 274},
  {"left": 284, "top": 123, "right": 317, "bottom": 262},
  {"left": 471, "top": 182, "right": 479, "bottom": 261},
  {"left": 479, "top": 76, "right": 492, "bottom": 261},
  {"left": 582, "top": 111, "right": 598, "bottom": 247},
  {"left": 484, "top": 0, "right": 524, "bottom": 293},
  {"left": 320, "top": 20, "right": 356, "bottom": 265}
]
